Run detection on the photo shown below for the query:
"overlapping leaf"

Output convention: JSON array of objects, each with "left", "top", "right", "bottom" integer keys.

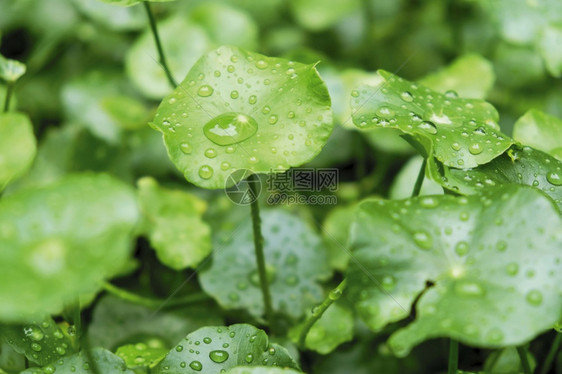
[
  {"left": 137, "top": 177, "right": 211, "bottom": 270},
  {"left": 513, "top": 109, "right": 562, "bottom": 160},
  {"left": 0, "top": 174, "right": 139, "bottom": 321},
  {"left": 153, "top": 324, "right": 299, "bottom": 373},
  {"left": 199, "top": 209, "right": 331, "bottom": 319},
  {"left": 0, "top": 112, "right": 36, "bottom": 191},
  {"left": 151, "top": 45, "right": 333, "bottom": 189},
  {"left": 347, "top": 185, "right": 562, "bottom": 356},
  {"left": 351, "top": 70, "right": 512, "bottom": 168}
]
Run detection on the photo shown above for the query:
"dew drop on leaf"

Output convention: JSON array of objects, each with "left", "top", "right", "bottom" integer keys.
[
  {"left": 197, "top": 85, "right": 214, "bottom": 97},
  {"left": 417, "top": 121, "right": 437, "bottom": 135},
  {"left": 546, "top": 171, "right": 562, "bottom": 186},
  {"left": 454, "top": 241, "right": 469, "bottom": 256},
  {"left": 203, "top": 112, "right": 258, "bottom": 146},
  {"left": 209, "top": 350, "right": 229, "bottom": 363},
  {"left": 468, "top": 143, "right": 484, "bottom": 155},
  {"left": 198, "top": 165, "right": 214, "bottom": 180},
  {"left": 400, "top": 91, "right": 414, "bottom": 102},
  {"left": 525, "top": 289, "right": 543, "bottom": 305},
  {"left": 413, "top": 230, "right": 433, "bottom": 249},
  {"left": 189, "top": 360, "right": 202, "bottom": 371},
  {"left": 506, "top": 262, "right": 519, "bottom": 276},
  {"left": 455, "top": 281, "right": 485, "bottom": 296}
]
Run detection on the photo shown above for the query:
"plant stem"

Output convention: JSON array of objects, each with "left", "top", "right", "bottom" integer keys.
[
  {"left": 3, "top": 82, "right": 14, "bottom": 112},
  {"left": 102, "top": 282, "right": 210, "bottom": 309},
  {"left": 298, "top": 278, "right": 347, "bottom": 348},
  {"left": 517, "top": 346, "right": 532, "bottom": 374},
  {"left": 539, "top": 333, "right": 561, "bottom": 374},
  {"left": 248, "top": 173, "right": 274, "bottom": 326},
  {"left": 411, "top": 158, "right": 427, "bottom": 198},
  {"left": 448, "top": 339, "right": 459, "bottom": 374},
  {"left": 142, "top": 1, "right": 177, "bottom": 88}
]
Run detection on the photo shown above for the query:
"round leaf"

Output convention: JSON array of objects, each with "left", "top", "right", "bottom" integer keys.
[
  {"left": 347, "top": 185, "right": 562, "bottom": 356},
  {"left": 199, "top": 209, "right": 331, "bottom": 319},
  {"left": 350, "top": 70, "right": 513, "bottom": 168},
  {"left": 152, "top": 45, "right": 333, "bottom": 189},
  {"left": 153, "top": 324, "right": 299, "bottom": 373},
  {"left": 21, "top": 348, "right": 135, "bottom": 374},
  {"left": 513, "top": 109, "right": 562, "bottom": 161},
  {"left": 0, "top": 174, "right": 139, "bottom": 322},
  {"left": 0, "top": 112, "right": 37, "bottom": 191},
  {"left": 137, "top": 177, "right": 211, "bottom": 270},
  {"left": 0, "top": 55, "right": 26, "bottom": 82}
]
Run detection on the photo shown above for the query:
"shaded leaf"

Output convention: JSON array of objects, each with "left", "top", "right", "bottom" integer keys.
[
  {"left": 0, "top": 55, "right": 26, "bottom": 82},
  {"left": 289, "top": 0, "right": 361, "bottom": 31},
  {"left": 115, "top": 342, "right": 168, "bottom": 369},
  {"left": 151, "top": 45, "right": 333, "bottom": 189},
  {"left": 200, "top": 209, "right": 331, "bottom": 319},
  {"left": 137, "top": 177, "right": 211, "bottom": 270},
  {"left": 101, "top": 95, "right": 151, "bottom": 131},
  {"left": 0, "top": 174, "right": 139, "bottom": 322},
  {"left": 389, "top": 155, "right": 443, "bottom": 199},
  {"left": 539, "top": 23, "right": 562, "bottom": 77},
  {"left": 347, "top": 186, "right": 562, "bottom": 356},
  {"left": 322, "top": 204, "right": 355, "bottom": 271},
  {"left": 351, "top": 70, "right": 512, "bottom": 168},
  {"left": 0, "top": 112, "right": 36, "bottom": 191},
  {"left": 513, "top": 109, "right": 562, "bottom": 160},
  {"left": 153, "top": 324, "right": 299, "bottom": 373},
  {"left": 483, "top": 347, "right": 536, "bottom": 374}
]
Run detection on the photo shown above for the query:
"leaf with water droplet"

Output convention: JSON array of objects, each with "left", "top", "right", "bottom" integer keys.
[
  {"left": 350, "top": 70, "right": 513, "bottom": 168},
  {"left": 0, "top": 174, "right": 139, "bottom": 322},
  {"left": 0, "top": 318, "right": 73, "bottom": 366},
  {"left": 288, "top": 302, "right": 353, "bottom": 354},
  {"left": 0, "top": 54, "right": 26, "bottom": 82},
  {"left": 200, "top": 210, "right": 331, "bottom": 319},
  {"left": 137, "top": 177, "right": 211, "bottom": 270},
  {"left": 153, "top": 324, "right": 298, "bottom": 373},
  {"left": 347, "top": 185, "right": 562, "bottom": 356},
  {"left": 20, "top": 348, "right": 135, "bottom": 374},
  {"left": 115, "top": 342, "right": 168, "bottom": 369},
  {"left": 427, "top": 145, "right": 562, "bottom": 212},
  {"left": 151, "top": 45, "right": 333, "bottom": 189},
  {"left": 513, "top": 109, "right": 562, "bottom": 161},
  {"left": 0, "top": 112, "right": 37, "bottom": 192}
]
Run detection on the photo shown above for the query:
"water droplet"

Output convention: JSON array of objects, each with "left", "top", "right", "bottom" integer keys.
[
  {"left": 227, "top": 65, "right": 235, "bottom": 73},
  {"left": 204, "top": 148, "right": 217, "bottom": 158},
  {"left": 220, "top": 162, "right": 231, "bottom": 171},
  {"left": 168, "top": 97, "right": 177, "bottom": 104},
  {"left": 249, "top": 95, "right": 257, "bottom": 104},
  {"left": 31, "top": 342, "right": 42, "bottom": 352},
  {"left": 199, "top": 165, "right": 214, "bottom": 180},
  {"left": 203, "top": 337, "right": 212, "bottom": 344},
  {"left": 209, "top": 350, "right": 229, "bottom": 363},
  {"left": 445, "top": 90, "right": 458, "bottom": 98},
  {"left": 455, "top": 281, "right": 485, "bottom": 296},
  {"left": 474, "top": 126, "right": 486, "bottom": 135},
  {"left": 230, "top": 90, "right": 239, "bottom": 99},
  {"left": 329, "top": 288, "right": 342, "bottom": 301},
  {"left": 179, "top": 143, "right": 192, "bottom": 154},
  {"left": 469, "top": 143, "right": 483, "bottom": 155},
  {"left": 24, "top": 326, "right": 44, "bottom": 341},
  {"left": 419, "top": 197, "right": 439, "bottom": 208},
  {"left": 506, "top": 262, "right": 519, "bottom": 276},
  {"left": 526, "top": 289, "right": 543, "bottom": 305},
  {"left": 455, "top": 241, "right": 469, "bottom": 256},
  {"left": 413, "top": 230, "right": 432, "bottom": 249},
  {"left": 197, "top": 85, "right": 214, "bottom": 97},
  {"left": 245, "top": 354, "right": 254, "bottom": 363},
  {"left": 175, "top": 345, "right": 184, "bottom": 352},
  {"left": 546, "top": 171, "right": 562, "bottom": 186},
  {"left": 376, "top": 106, "right": 395, "bottom": 119},
  {"left": 451, "top": 142, "right": 461, "bottom": 151},
  {"left": 496, "top": 240, "right": 507, "bottom": 252},
  {"left": 255, "top": 60, "right": 268, "bottom": 69},
  {"left": 400, "top": 91, "right": 414, "bottom": 102},
  {"left": 417, "top": 121, "right": 437, "bottom": 135},
  {"left": 189, "top": 361, "right": 202, "bottom": 371},
  {"left": 269, "top": 115, "right": 278, "bottom": 124},
  {"left": 381, "top": 275, "right": 396, "bottom": 290},
  {"left": 203, "top": 112, "right": 258, "bottom": 146},
  {"left": 351, "top": 90, "right": 359, "bottom": 98},
  {"left": 486, "top": 328, "right": 504, "bottom": 343}
]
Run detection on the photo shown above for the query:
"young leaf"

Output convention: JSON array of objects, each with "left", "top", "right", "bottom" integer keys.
[
  {"left": 0, "top": 174, "right": 139, "bottom": 322},
  {"left": 20, "top": 348, "right": 135, "bottom": 374},
  {"left": 0, "top": 112, "right": 37, "bottom": 191},
  {"left": 0, "top": 318, "right": 73, "bottom": 366},
  {"left": 0, "top": 55, "right": 26, "bottom": 82},
  {"left": 512, "top": 109, "right": 562, "bottom": 160},
  {"left": 226, "top": 367, "right": 303, "bottom": 374},
  {"left": 115, "top": 342, "right": 168, "bottom": 369},
  {"left": 153, "top": 324, "right": 299, "bottom": 373},
  {"left": 347, "top": 185, "right": 562, "bottom": 356},
  {"left": 427, "top": 145, "right": 562, "bottom": 212},
  {"left": 199, "top": 209, "right": 331, "bottom": 319},
  {"left": 137, "top": 177, "right": 211, "bottom": 270},
  {"left": 151, "top": 45, "right": 333, "bottom": 189},
  {"left": 350, "top": 70, "right": 513, "bottom": 168},
  {"left": 89, "top": 295, "right": 223, "bottom": 351}
]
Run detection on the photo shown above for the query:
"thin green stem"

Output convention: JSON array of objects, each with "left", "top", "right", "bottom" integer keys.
[
  {"left": 102, "top": 282, "right": 210, "bottom": 309},
  {"left": 248, "top": 173, "right": 274, "bottom": 327},
  {"left": 539, "top": 333, "right": 561, "bottom": 374},
  {"left": 298, "top": 279, "right": 347, "bottom": 348},
  {"left": 448, "top": 339, "right": 459, "bottom": 374},
  {"left": 517, "top": 346, "right": 532, "bottom": 374},
  {"left": 142, "top": 1, "right": 177, "bottom": 88},
  {"left": 411, "top": 158, "right": 427, "bottom": 198},
  {"left": 3, "top": 82, "right": 14, "bottom": 112}
]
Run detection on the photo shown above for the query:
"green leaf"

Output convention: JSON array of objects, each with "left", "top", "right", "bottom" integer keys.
[
  {"left": 89, "top": 295, "right": 223, "bottom": 351},
  {"left": 72, "top": 0, "right": 145, "bottom": 31},
  {"left": 539, "top": 23, "right": 562, "bottom": 77},
  {"left": 99, "top": 0, "right": 175, "bottom": 6},
  {"left": 226, "top": 367, "right": 302, "bottom": 374},
  {"left": 289, "top": 302, "right": 354, "bottom": 354},
  {"left": 483, "top": 347, "right": 536, "bottom": 374},
  {"left": 126, "top": 4, "right": 258, "bottom": 99},
  {"left": 200, "top": 209, "right": 331, "bottom": 319},
  {"left": 351, "top": 70, "right": 512, "bottom": 168},
  {"left": 389, "top": 155, "right": 443, "bottom": 200},
  {"left": 0, "top": 55, "right": 26, "bottom": 82},
  {"left": 512, "top": 109, "right": 562, "bottom": 160},
  {"left": 153, "top": 324, "right": 299, "bottom": 373},
  {"left": 0, "top": 318, "right": 73, "bottom": 366},
  {"left": 0, "top": 174, "right": 139, "bottom": 322},
  {"left": 21, "top": 348, "right": 135, "bottom": 374},
  {"left": 347, "top": 185, "right": 562, "bottom": 356},
  {"left": 101, "top": 95, "right": 151, "bottom": 131},
  {"left": 427, "top": 145, "right": 562, "bottom": 212},
  {"left": 151, "top": 45, "right": 333, "bottom": 189},
  {"left": 115, "top": 342, "right": 168, "bottom": 369},
  {"left": 0, "top": 112, "right": 37, "bottom": 191},
  {"left": 322, "top": 204, "right": 355, "bottom": 271},
  {"left": 0, "top": 341, "right": 25, "bottom": 373},
  {"left": 419, "top": 54, "right": 495, "bottom": 99},
  {"left": 137, "top": 177, "right": 211, "bottom": 270},
  {"left": 289, "top": 0, "right": 361, "bottom": 31}
]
